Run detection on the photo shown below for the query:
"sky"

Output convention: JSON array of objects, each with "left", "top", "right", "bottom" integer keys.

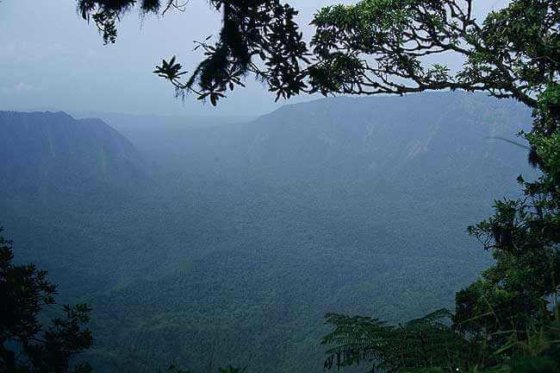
[{"left": 0, "top": 0, "right": 509, "bottom": 117}]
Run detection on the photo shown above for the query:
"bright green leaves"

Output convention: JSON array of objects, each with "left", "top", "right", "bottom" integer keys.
[
  {"left": 310, "top": 0, "right": 482, "bottom": 96},
  {"left": 318, "top": 1, "right": 559, "bottom": 365},
  {"left": 455, "top": 126, "right": 560, "bottom": 368},
  {"left": 476, "top": 0, "right": 559, "bottom": 107},
  {"left": 310, "top": 0, "right": 556, "bottom": 108},
  {"left": 357, "top": 0, "right": 416, "bottom": 31},
  {"left": 314, "top": 0, "right": 414, "bottom": 34}
]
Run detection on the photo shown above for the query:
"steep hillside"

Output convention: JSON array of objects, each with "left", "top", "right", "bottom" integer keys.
[
  {"left": 170, "top": 92, "right": 530, "bottom": 195},
  {"left": 0, "top": 111, "right": 147, "bottom": 295},
  {"left": 0, "top": 111, "right": 144, "bottom": 197},
  {"left": 0, "top": 93, "right": 538, "bottom": 372},
  {"left": 80, "top": 93, "right": 535, "bottom": 372}
]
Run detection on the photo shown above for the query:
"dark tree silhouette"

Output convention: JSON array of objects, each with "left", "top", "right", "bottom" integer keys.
[
  {"left": 0, "top": 229, "right": 92, "bottom": 372},
  {"left": 78, "top": 1, "right": 560, "bottom": 371},
  {"left": 78, "top": 0, "right": 308, "bottom": 105},
  {"left": 79, "top": 1, "right": 557, "bottom": 114}
]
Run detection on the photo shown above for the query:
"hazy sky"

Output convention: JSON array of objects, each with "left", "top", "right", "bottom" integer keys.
[{"left": 0, "top": 0, "right": 509, "bottom": 117}]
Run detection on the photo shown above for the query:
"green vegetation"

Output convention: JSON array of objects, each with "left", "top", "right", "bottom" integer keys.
[
  {"left": 311, "top": 0, "right": 560, "bottom": 371},
  {"left": 323, "top": 131, "right": 560, "bottom": 370},
  {"left": 79, "top": 0, "right": 554, "bottom": 110},
  {"left": 0, "top": 229, "right": 92, "bottom": 372},
  {"left": 78, "top": 0, "right": 559, "bottom": 371},
  {"left": 0, "top": 93, "right": 535, "bottom": 371},
  {"left": 2, "top": 0, "right": 558, "bottom": 371}
]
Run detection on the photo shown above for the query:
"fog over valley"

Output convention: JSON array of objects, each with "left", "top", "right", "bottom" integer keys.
[
  {"left": 2, "top": 1, "right": 558, "bottom": 372},
  {"left": 0, "top": 93, "right": 534, "bottom": 371}
]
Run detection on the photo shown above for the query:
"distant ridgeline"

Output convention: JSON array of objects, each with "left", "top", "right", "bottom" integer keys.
[
  {"left": 0, "top": 93, "right": 538, "bottom": 372},
  {"left": 0, "top": 111, "right": 145, "bottom": 199}
]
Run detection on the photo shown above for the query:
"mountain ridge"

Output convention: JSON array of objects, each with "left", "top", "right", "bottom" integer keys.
[
  {"left": 0, "top": 110, "right": 145, "bottom": 197},
  {"left": 0, "top": 92, "right": 538, "bottom": 372}
]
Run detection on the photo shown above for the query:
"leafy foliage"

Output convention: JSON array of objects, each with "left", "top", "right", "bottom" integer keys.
[
  {"left": 49, "top": 0, "right": 560, "bottom": 370},
  {"left": 80, "top": 0, "right": 559, "bottom": 114},
  {"left": 0, "top": 229, "right": 92, "bottom": 372},
  {"left": 309, "top": 0, "right": 558, "bottom": 107},
  {"left": 78, "top": 0, "right": 308, "bottom": 105},
  {"left": 451, "top": 131, "right": 560, "bottom": 363},
  {"left": 1, "top": 94, "right": 530, "bottom": 372},
  {"left": 323, "top": 309, "right": 474, "bottom": 372},
  {"left": 319, "top": 1, "right": 560, "bottom": 371}
]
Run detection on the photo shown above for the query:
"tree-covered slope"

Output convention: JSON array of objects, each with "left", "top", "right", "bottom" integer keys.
[
  {"left": 80, "top": 93, "right": 535, "bottom": 372},
  {"left": 0, "top": 93, "right": 536, "bottom": 372},
  {"left": 0, "top": 111, "right": 145, "bottom": 197},
  {"left": 0, "top": 111, "right": 147, "bottom": 296}
]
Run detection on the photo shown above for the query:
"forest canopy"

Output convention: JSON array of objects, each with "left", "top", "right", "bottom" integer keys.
[{"left": 19, "top": 0, "right": 554, "bottom": 371}]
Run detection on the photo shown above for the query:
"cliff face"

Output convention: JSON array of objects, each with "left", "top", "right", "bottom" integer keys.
[{"left": 0, "top": 111, "right": 145, "bottom": 196}]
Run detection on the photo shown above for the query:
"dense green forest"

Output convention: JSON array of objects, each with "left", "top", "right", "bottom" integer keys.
[
  {"left": 2, "top": 0, "right": 559, "bottom": 371},
  {"left": 0, "top": 93, "right": 537, "bottom": 371}
]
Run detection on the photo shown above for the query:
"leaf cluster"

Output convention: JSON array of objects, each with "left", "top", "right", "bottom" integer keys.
[
  {"left": 323, "top": 309, "right": 473, "bottom": 372},
  {"left": 80, "top": 0, "right": 558, "bottom": 113},
  {"left": 78, "top": 0, "right": 308, "bottom": 105},
  {"left": 0, "top": 229, "right": 92, "bottom": 372}
]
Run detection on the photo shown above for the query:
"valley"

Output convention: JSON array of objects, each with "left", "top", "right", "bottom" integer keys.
[{"left": 0, "top": 92, "right": 534, "bottom": 372}]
